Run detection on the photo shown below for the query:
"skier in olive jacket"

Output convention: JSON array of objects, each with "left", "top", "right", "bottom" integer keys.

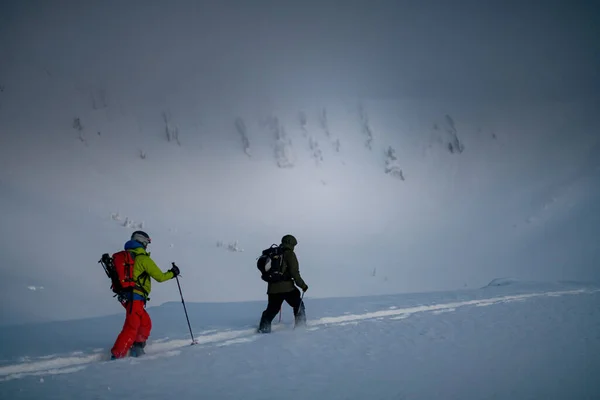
[
  {"left": 110, "top": 231, "right": 180, "bottom": 359},
  {"left": 258, "top": 234, "right": 308, "bottom": 333}
]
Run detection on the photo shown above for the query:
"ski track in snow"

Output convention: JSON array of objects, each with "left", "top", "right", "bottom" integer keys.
[{"left": 0, "top": 288, "right": 596, "bottom": 382}]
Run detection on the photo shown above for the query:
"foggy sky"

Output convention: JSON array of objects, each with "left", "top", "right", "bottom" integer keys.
[{"left": 1, "top": 0, "right": 598, "bottom": 103}]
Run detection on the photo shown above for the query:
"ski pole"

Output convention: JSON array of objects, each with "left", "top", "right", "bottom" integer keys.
[
  {"left": 294, "top": 291, "right": 305, "bottom": 330},
  {"left": 173, "top": 263, "right": 196, "bottom": 345}
]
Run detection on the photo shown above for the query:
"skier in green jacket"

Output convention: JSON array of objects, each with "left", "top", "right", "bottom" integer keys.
[{"left": 111, "top": 231, "right": 180, "bottom": 358}]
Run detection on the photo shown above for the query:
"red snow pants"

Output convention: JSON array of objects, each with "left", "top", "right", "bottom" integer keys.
[{"left": 111, "top": 300, "right": 152, "bottom": 358}]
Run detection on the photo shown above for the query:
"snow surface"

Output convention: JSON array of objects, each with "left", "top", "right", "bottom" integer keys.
[{"left": 1, "top": 281, "right": 599, "bottom": 399}]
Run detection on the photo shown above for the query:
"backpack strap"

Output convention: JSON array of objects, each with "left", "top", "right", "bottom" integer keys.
[
  {"left": 126, "top": 251, "right": 150, "bottom": 299},
  {"left": 279, "top": 247, "right": 293, "bottom": 281}
]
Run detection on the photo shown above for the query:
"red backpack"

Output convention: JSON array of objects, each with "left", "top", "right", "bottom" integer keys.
[{"left": 99, "top": 251, "right": 144, "bottom": 300}]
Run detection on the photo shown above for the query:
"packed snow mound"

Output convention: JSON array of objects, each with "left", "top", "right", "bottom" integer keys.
[
  {"left": 482, "top": 278, "right": 595, "bottom": 291},
  {"left": 485, "top": 278, "right": 521, "bottom": 287}
]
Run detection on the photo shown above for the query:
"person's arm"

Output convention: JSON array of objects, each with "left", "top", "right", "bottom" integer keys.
[
  {"left": 286, "top": 251, "right": 308, "bottom": 291},
  {"left": 140, "top": 255, "right": 175, "bottom": 282}
]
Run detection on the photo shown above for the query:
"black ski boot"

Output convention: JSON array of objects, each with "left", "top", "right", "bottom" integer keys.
[
  {"left": 294, "top": 316, "right": 306, "bottom": 329},
  {"left": 257, "top": 318, "right": 272, "bottom": 334},
  {"left": 130, "top": 341, "right": 146, "bottom": 357}
]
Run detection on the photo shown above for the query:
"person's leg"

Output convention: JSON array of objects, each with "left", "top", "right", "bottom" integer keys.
[
  {"left": 258, "top": 293, "right": 285, "bottom": 333},
  {"left": 111, "top": 301, "right": 144, "bottom": 358},
  {"left": 135, "top": 306, "right": 152, "bottom": 343},
  {"left": 130, "top": 305, "right": 152, "bottom": 357},
  {"left": 284, "top": 288, "right": 306, "bottom": 327}
]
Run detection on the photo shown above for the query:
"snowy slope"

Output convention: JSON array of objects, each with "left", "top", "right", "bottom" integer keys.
[
  {"left": 0, "top": 280, "right": 599, "bottom": 399},
  {"left": 1, "top": 0, "right": 599, "bottom": 327},
  {"left": 1, "top": 63, "right": 598, "bottom": 325}
]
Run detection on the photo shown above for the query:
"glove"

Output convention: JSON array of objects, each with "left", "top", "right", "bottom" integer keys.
[
  {"left": 301, "top": 285, "right": 308, "bottom": 293},
  {"left": 170, "top": 264, "right": 180, "bottom": 277}
]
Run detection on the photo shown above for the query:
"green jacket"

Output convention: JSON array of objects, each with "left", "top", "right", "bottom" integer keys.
[
  {"left": 129, "top": 247, "right": 174, "bottom": 298},
  {"left": 267, "top": 243, "right": 308, "bottom": 294}
]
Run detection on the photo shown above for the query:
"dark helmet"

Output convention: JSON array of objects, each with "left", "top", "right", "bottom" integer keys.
[
  {"left": 281, "top": 234, "right": 297, "bottom": 247},
  {"left": 131, "top": 230, "right": 151, "bottom": 248}
]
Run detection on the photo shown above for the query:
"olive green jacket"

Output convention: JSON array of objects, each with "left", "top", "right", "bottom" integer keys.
[{"left": 267, "top": 244, "right": 308, "bottom": 294}]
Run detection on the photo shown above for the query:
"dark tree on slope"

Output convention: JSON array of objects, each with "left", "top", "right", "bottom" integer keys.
[
  {"left": 309, "top": 136, "right": 324, "bottom": 164},
  {"left": 384, "top": 146, "right": 405, "bottom": 180},
  {"left": 444, "top": 115, "right": 464, "bottom": 154},
  {"left": 363, "top": 124, "right": 374, "bottom": 150},
  {"left": 319, "top": 108, "right": 331, "bottom": 137},
  {"left": 73, "top": 117, "right": 83, "bottom": 132},
  {"left": 318, "top": 107, "right": 342, "bottom": 152},
  {"left": 358, "top": 102, "right": 374, "bottom": 150},
  {"left": 274, "top": 126, "right": 295, "bottom": 168},
  {"left": 333, "top": 138, "right": 341, "bottom": 152},
  {"left": 90, "top": 87, "right": 108, "bottom": 110},
  {"left": 262, "top": 114, "right": 280, "bottom": 137},
  {"left": 263, "top": 114, "right": 294, "bottom": 168},
  {"left": 235, "top": 117, "right": 251, "bottom": 157},
  {"left": 162, "top": 111, "right": 181, "bottom": 146},
  {"left": 73, "top": 117, "right": 86, "bottom": 145}
]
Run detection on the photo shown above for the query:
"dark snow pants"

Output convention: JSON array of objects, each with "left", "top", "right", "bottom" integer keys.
[{"left": 259, "top": 288, "right": 306, "bottom": 331}]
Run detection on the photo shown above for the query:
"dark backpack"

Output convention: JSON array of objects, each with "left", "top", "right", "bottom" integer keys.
[
  {"left": 99, "top": 250, "right": 147, "bottom": 301},
  {"left": 256, "top": 244, "right": 290, "bottom": 283}
]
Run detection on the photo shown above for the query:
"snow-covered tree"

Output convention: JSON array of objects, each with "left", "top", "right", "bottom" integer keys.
[
  {"left": 227, "top": 240, "right": 244, "bottom": 252},
  {"left": 235, "top": 117, "right": 251, "bottom": 157},
  {"left": 73, "top": 117, "right": 86, "bottom": 144},
  {"left": 384, "top": 146, "right": 405, "bottom": 180},
  {"left": 309, "top": 136, "right": 324, "bottom": 164},
  {"left": 122, "top": 217, "right": 144, "bottom": 229},
  {"left": 444, "top": 114, "right": 464, "bottom": 154},
  {"left": 358, "top": 102, "right": 374, "bottom": 150},
  {"left": 333, "top": 138, "right": 341, "bottom": 152},
  {"left": 162, "top": 111, "right": 181, "bottom": 145},
  {"left": 364, "top": 124, "right": 374, "bottom": 150},
  {"left": 90, "top": 87, "right": 107, "bottom": 110},
  {"left": 275, "top": 131, "right": 295, "bottom": 168},
  {"left": 261, "top": 114, "right": 295, "bottom": 168},
  {"left": 319, "top": 108, "right": 330, "bottom": 137},
  {"left": 262, "top": 114, "right": 280, "bottom": 137}
]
